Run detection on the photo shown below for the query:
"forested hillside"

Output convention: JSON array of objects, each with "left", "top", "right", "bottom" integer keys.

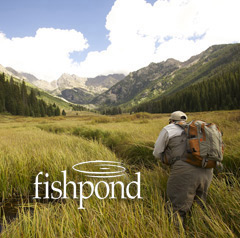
[
  {"left": 91, "top": 44, "right": 240, "bottom": 109},
  {"left": 0, "top": 73, "right": 61, "bottom": 117},
  {"left": 134, "top": 62, "right": 240, "bottom": 113}
]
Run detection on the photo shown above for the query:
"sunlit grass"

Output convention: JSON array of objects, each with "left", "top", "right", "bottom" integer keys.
[{"left": 0, "top": 110, "right": 240, "bottom": 237}]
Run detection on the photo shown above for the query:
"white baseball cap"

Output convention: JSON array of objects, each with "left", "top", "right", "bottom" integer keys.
[{"left": 170, "top": 111, "right": 188, "bottom": 121}]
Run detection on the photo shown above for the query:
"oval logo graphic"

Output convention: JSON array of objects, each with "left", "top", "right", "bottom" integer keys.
[{"left": 72, "top": 160, "right": 126, "bottom": 178}]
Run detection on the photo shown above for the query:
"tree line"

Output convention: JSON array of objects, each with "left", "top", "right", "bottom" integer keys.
[
  {"left": 0, "top": 73, "right": 63, "bottom": 117},
  {"left": 133, "top": 62, "right": 240, "bottom": 113},
  {"left": 101, "top": 107, "right": 122, "bottom": 115},
  {"left": 70, "top": 104, "right": 88, "bottom": 111}
]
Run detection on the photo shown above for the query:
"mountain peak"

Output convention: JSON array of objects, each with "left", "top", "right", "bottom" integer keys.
[
  {"left": 57, "top": 74, "right": 87, "bottom": 89},
  {"left": 165, "top": 58, "right": 181, "bottom": 66},
  {"left": 92, "top": 43, "right": 240, "bottom": 107}
]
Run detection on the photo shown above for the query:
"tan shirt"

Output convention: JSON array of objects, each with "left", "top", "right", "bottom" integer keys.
[{"left": 153, "top": 123, "right": 184, "bottom": 159}]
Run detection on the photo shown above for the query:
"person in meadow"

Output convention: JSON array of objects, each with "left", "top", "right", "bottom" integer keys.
[{"left": 153, "top": 111, "right": 214, "bottom": 225}]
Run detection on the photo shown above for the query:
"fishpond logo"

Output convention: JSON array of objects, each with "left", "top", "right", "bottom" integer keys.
[{"left": 33, "top": 160, "right": 142, "bottom": 209}]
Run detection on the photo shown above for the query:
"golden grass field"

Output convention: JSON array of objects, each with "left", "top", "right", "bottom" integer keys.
[{"left": 0, "top": 110, "right": 240, "bottom": 237}]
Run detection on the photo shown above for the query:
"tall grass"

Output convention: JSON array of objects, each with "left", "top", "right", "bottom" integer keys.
[
  {"left": 0, "top": 110, "right": 240, "bottom": 237},
  {"left": 37, "top": 110, "right": 240, "bottom": 174},
  {"left": 1, "top": 166, "right": 239, "bottom": 237},
  {"left": 0, "top": 127, "right": 120, "bottom": 199}
]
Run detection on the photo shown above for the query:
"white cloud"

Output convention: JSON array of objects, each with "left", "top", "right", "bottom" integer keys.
[
  {"left": 0, "top": 0, "right": 240, "bottom": 81},
  {"left": 0, "top": 28, "right": 88, "bottom": 81},
  {"left": 77, "top": 0, "right": 240, "bottom": 77}
]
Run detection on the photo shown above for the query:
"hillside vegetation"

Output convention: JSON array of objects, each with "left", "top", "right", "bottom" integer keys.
[
  {"left": 0, "top": 74, "right": 61, "bottom": 117},
  {"left": 92, "top": 43, "right": 240, "bottom": 110},
  {"left": 0, "top": 72, "right": 71, "bottom": 111},
  {"left": 134, "top": 61, "right": 240, "bottom": 113},
  {"left": 0, "top": 110, "right": 239, "bottom": 237}
]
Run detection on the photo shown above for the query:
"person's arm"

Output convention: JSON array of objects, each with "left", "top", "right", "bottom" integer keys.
[{"left": 153, "top": 128, "right": 169, "bottom": 160}]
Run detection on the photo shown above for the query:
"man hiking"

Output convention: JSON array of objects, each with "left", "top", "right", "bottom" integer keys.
[{"left": 153, "top": 111, "right": 216, "bottom": 225}]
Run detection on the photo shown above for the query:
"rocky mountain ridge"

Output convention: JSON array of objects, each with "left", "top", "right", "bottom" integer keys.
[
  {"left": 2, "top": 43, "right": 239, "bottom": 108},
  {"left": 91, "top": 44, "right": 240, "bottom": 108},
  {"left": 1, "top": 66, "right": 125, "bottom": 103}
]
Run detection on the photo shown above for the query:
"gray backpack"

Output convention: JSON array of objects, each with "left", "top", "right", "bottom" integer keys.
[{"left": 176, "top": 120, "right": 224, "bottom": 168}]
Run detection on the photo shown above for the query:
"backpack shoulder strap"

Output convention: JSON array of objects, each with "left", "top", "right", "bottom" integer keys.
[{"left": 174, "top": 120, "right": 189, "bottom": 130}]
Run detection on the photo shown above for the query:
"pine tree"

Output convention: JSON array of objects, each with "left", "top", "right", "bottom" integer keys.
[
  {"left": 0, "top": 73, "right": 64, "bottom": 117},
  {"left": 21, "top": 81, "right": 29, "bottom": 115},
  {"left": 0, "top": 76, "right": 5, "bottom": 113},
  {"left": 39, "top": 100, "right": 46, "bottom": 117},
  {"left": 134, "top": 63, "right": 240, "bottom": 113},
  {"left": 47, "top": 105, "right": 54, "bottom": 117},
  {"left": 55, "top": 106, "right": 60, "bottom": 116},
  {"left": 29, "top": 89, "right": 40, "bottom": 117},
  {"left": 62, "top": 109, "right": 66, "bottom": 116}
]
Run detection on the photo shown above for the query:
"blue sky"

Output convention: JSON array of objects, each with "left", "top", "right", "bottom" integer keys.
[
  {"left": 0, "top": 0, "right": 114, "bottom": 54},
  {"left": 0, "top": 0, "right": 239, "bottom": 81},
  {"left": 0, "top": 0, "right": 156, "bottom": 63}
]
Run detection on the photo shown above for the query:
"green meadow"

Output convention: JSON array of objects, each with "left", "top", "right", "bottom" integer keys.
[{"left": 0, "top": 110, "right": 240, "bottom": 237}]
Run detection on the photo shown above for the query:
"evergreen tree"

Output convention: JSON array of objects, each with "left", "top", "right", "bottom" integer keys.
[
  {"left": 0, "top": 73, "right": 64, "bottom": 117},
  {"left": 21, "top": 81, "right": 29, "bottom": 114},
  {"left": 133, "top": 63, "right": 240, "bottom": 114},
  {"left": 0, "top": 79, "right": 5, "bottom": 112},
  {"left": 29, "top": 88, "right": 40, "bottom": 117},
  {"left": 54, "top": 106, "right": 60, "bottom": 116},
  {"left": 47, "top": 104, "right": 54, "bottom": 117},
  {"left": 62, "top": 109, "right": 66, "bottom": 116}
]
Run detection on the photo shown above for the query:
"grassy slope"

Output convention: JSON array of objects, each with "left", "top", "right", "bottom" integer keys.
[
  {"left": 2, "top": 73, "right": 71, "bottom": 110},
  {"left": 121, "top": 43, "right": 240, "bottom": 109},
  {"left": 0, "top": 110, "right": 239, "bottom": 237},
  {"left": 157, "top": 44, "right": 240, "bottom": 98}
]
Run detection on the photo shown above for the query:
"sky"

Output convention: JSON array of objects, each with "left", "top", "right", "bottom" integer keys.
[{"left": 0, "top": 0, "right": 240, "bottom": 82}]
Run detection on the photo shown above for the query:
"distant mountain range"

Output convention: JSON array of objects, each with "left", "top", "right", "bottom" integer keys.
[
  {"left": 1, "top": 43, "right": 240, "bottom": 110},
  {"left": 54, "top": 73, "right": 125, "bottom": 104},
  {"left": 0, "top": 67, "right": 71, "bottom": 110},
  {"left": 92, "top": 43, "right": 240, "bottom": 108},
  {"left": 2, "top": 66, "right": 125, "bottom": 104}
]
